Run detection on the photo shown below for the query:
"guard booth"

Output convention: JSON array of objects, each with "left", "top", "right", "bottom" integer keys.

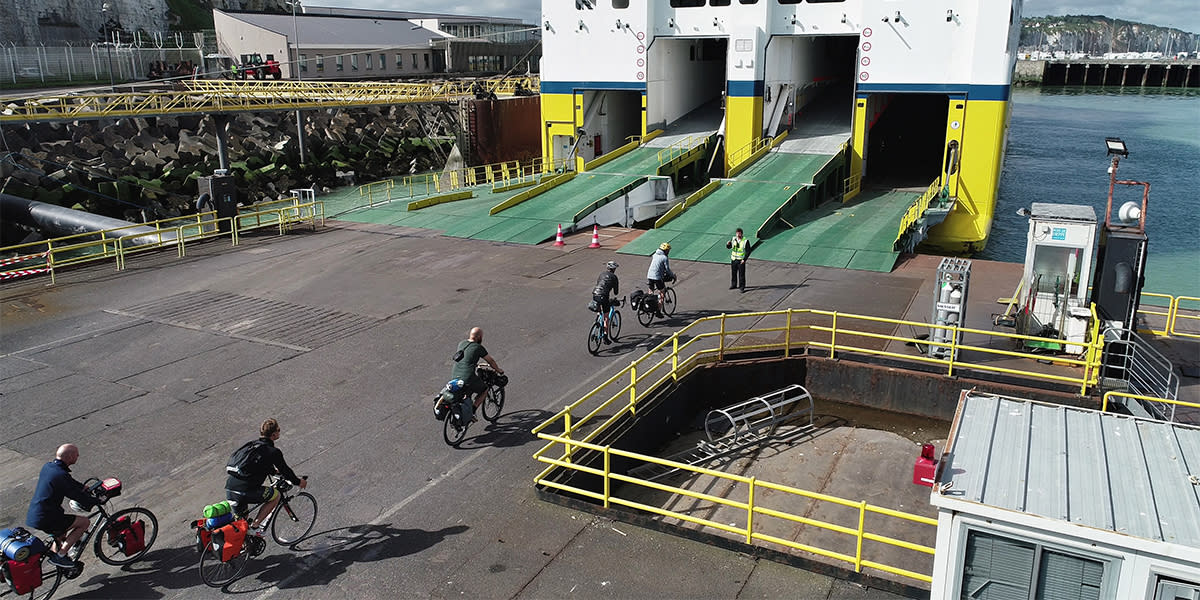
[{"left": 926, "top": 391, "right": 1200, "bottom": 599}]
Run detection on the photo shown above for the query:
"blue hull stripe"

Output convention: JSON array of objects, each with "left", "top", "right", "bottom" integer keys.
[
  {"left": 856, "top": 83, "right": 1010, "bottom": 101},
  {"left": 541, "top": 81, "right": 647, "bottom": 94},
  {"left": 727, "top": 80, "right": 764, "bottom": 97}
]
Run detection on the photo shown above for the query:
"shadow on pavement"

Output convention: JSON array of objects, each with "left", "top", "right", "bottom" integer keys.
[
  {"left": 61, "top": 544, "right": 207, "bottom": 598},
  {"left": 460, "top": 408, "right": 552, "bottom": 449},
  {"left": 225, "top": 522, "right": 469, "bottom": 593}
]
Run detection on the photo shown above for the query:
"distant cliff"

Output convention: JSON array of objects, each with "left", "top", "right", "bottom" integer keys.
[
  {"left": 0, "top": 0, "right": 285, "bottom": 45},
  {"left": 1022, "top": 15, "right": 1199, "bottom": 56}
]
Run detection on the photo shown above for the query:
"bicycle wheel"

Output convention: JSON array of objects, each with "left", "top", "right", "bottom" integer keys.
[
  {"left": 271, "top": 492, "right": 318, "bottom": 545},
  {"left": 482, "top": 385, "right": 505, "bottom": 422},
  {"left": 587, "top": 321, "right": 603, "bottom": 355},
  {"left": 663, "top": 287, "right": 678, "bottom": 317},
  {"left": 637, "top": 305, "right": 653, "bottom": 327},
  {"left": 94, "top": 507, "right": 159, "bottom": 566},
  {"left": 609, "top": 309, "right": 622, "bottom": 341},
  {"left": 443, "top": 410, "right": 468, "bottom": 446},
  {"left": 198, "top": 540, "right": 248, "bottom": 588},
  {"left": 22, "top": 556, "right": 62, "bottom": 600}
]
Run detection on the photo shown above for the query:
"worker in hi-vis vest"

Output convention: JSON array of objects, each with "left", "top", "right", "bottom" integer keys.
[{"left": 726, "top": 228, "right": 748, "bottom": 292}]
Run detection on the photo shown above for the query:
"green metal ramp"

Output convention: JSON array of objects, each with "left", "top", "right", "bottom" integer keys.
[{"left": 751, "top": 188, "right": 917, "bottom": 271}]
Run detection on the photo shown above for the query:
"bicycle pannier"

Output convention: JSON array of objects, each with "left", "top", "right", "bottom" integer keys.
[
  {"left": 4, "top": 556, "right": 42, "bottom": 595},
  {"left": 211, "top": 520, "right": 248, "bottom": 562},
  {"left": 0, "top": 528, "right": 45, "bottom": 562},
  {"left": 107, "top": 515, "right": 146, "bottom": 556},
  {"left": 226, "top": 441, "right": 271, "bottom": 479}
]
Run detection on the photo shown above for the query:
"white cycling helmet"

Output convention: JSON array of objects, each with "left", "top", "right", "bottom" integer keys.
[{"left": 606, "top": 261, "right": 619, "bottom": 270}]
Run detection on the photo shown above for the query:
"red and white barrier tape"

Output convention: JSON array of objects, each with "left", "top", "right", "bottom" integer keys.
[
  {"left": 0, "top": 251, "right": 49, "bottom": 268},
  {"left": 0, "top": 267, "right": 51, "bottom": 280}
]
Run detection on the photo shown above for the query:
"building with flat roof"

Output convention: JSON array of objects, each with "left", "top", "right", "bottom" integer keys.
[
  {"left": 213, "top": 7, "right": 539, "bottom": 80},
  {"left": 929, "top": 391, "right": 1200, "bottom": 599}
]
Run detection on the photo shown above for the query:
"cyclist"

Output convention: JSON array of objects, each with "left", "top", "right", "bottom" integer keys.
[
  {"left": 450, "top": 327, "right": 504, "bottom": 424},
  {"left": 225, "top": 419, "right": 307, "bottom": 536},
  {"left": 592, "top": 261, "right": 620, "bottom": 343},
  {"left": 646, "top": 242, "right": 676, "bottom": 318},
  {"left": 26, "top": 444, "right": 96, "bottom": 568}
]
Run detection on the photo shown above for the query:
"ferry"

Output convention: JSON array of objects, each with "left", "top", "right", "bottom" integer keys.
[{"left": 539, "top": 0, "right": 1023, "bottom": 256}]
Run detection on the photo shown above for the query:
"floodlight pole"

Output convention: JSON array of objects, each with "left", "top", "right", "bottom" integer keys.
[{"left": 290, "top": 0, "right": 307, "bottom": 165}]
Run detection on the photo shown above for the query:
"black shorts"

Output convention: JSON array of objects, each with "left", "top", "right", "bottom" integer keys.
[
  {"left": 647, "top": 279, "right": 666, "bottom": 291},
  {"left": 34, "top": 513, "right": 77, "bottom": 536},
  {"left": 226, "top": 486, "right": 277, "bottom": 505},
  {"left": 592, "top": 294, "right": 613, "bottom": 311},
  {"left": 464, "top": 377, "right": 488, "bottom": 395}
]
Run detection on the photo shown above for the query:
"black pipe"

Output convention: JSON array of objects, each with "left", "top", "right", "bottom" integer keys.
[{"left": 1, "top": 194, "right": 173, "bottom": 247}]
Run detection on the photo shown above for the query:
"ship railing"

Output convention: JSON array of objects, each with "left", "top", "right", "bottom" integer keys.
[
  {"left": 656, "top": 135, "right": 706, "bottom": 165},
  {"left": 0, "top": 201, "right": 322, "bottom": 283},
  {"left": 727, "top": 131, "right": 788, "bottom": 177},
  {"left": 895, "top": 177, "right": 945, "bottom": 243},
  {"left": 1101, "top": 391, "right": 1200, "bottom": 424},
  {"left": 356, "top": 157, "right": 559, "bottom": 206}
]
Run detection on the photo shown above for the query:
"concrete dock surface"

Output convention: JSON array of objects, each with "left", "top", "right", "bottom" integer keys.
[{"left": 1, "top": 222, "right": 1194, "bottom": 599}]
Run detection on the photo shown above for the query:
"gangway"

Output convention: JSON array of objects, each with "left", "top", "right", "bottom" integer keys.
[{"left": 628, "top": 384, "right": 815, "bottom": 482}]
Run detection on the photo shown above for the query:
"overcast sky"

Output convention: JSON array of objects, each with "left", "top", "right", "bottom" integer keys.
[{"left": 333, "top": 1, "right": 1199, "bottom": 35}]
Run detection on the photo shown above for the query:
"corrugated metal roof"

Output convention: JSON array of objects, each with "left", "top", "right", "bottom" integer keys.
[
  {"left": 1030, "top": 202, "right": 1096, "bottom": 222},
  {"left": 223, "top": 12, "right": 449, "bottom": 48},
  {"left": 939, "top": 392, "right": 1200, "bottom": 547}
]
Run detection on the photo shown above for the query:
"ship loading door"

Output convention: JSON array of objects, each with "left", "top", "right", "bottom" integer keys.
[{"left": 942, "top": 99, "right": 966, "bottom": 197}]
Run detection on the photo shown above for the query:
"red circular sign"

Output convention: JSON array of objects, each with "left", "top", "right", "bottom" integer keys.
[
  {"left": 637, "top": 58, "right": 645, "bottom": 67},
  {"left": 859, "top": 72, "right": 869, "bottom": 81},
  {"left": 636, "top": 31, "right": 644, "bottom": 41},
  {"left": 862, "top": 42, "right": 872, "bottom": 52},
  {"left": 637, "top": 45, "right": 645, "bottom": 54},
  {"left": 860, "top": 57, "right": 871, "bottom": 66},
  {"left": 637, "top": 71, "right": 645, "bottom": 80},
  {"left": 863, "top": 28, "right": 872, "bottom": 37}
]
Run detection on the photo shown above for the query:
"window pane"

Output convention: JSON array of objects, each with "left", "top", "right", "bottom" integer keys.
[
  {"left": 1037, "top": 550, "right": 1103, "bottom": 600},
  {"left": 961, "top": 531, "right": 1034, "bottom": 600}
]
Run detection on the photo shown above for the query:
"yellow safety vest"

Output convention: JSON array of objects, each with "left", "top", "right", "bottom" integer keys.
[{"left": 730, "top": 236, "right": 747, "bottom": 261}]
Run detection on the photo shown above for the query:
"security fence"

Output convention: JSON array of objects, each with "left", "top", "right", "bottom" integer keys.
[{"left": 1, "top": 35, "right": 204, "bottom": 87}]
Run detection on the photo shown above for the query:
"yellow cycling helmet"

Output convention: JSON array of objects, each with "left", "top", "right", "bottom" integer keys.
[{"left": 659, "top": 242, "right": 671, "bottom": 251}]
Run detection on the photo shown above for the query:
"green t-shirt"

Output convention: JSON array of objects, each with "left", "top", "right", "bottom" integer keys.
[{"left": 450, "top": 340, "right": 488, "bottom": 382}]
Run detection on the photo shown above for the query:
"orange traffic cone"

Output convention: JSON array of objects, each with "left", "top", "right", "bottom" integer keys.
[
  {"left": 553, "top": 224, "right": 565, "bottom": 246},
  {"left": 588, "top": 225, "right": 602, "bottom": 249}
]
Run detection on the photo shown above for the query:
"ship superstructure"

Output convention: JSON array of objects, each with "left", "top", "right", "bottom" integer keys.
[{"left": 540, "top": 0, "right": 1023, "bottom": 254}]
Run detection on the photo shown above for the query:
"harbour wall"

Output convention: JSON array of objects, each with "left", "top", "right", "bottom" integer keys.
[{"left": 1015, "top": 59, "right": 1199, "bottom": 88}]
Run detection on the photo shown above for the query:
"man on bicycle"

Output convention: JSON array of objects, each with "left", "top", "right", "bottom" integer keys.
[
  {"left": 592, "top": 261, "right": 620, "bottom": 343},
  {"left": 26, "top": 444, "right": 96, "bottom": 568},
  {"left": 450, "top": 327, "right": 504, "bottom": 424},
  {"left": 225, "top": 419, "right": 307, "bottom": 535},
  {"left": 646, "top": 242, "right": 676, "bottom": 318}
]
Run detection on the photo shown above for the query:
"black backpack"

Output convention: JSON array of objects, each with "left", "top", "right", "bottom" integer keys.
[{"left": 226, "top": 440, "right": 271, "bottom": 479}]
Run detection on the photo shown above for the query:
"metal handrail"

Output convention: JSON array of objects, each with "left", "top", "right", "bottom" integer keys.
[
  {"left": 895, "top": 177, "right": 944, "bottom": 242},
  {"left": 534, "top": 432, "right": 937, "bottom": 584}
]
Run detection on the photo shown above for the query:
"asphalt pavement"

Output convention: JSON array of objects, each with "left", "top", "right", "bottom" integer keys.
[{"left": 1, "top": 223, "right": 917, "bottom": 599}]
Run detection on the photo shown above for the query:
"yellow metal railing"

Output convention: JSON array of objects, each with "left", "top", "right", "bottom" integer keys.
[
  {"left": 843, "top": 172, "right": 862, "bottom": 202},
  {"left": 355, "top": 157, "right": 571, "bottom": 207},
  {"left": 895, "top": 178, "right": 944, "bottom": 243},
  {"left": 656, "top": 136, "right": 705, "bottom": 165},
  {"left": 1129, "top": 292, "right": 1200, "bottom": 341},
  {"left": 1101, "top": 391, "right": 1200, "bottom": 416},
  {"left": 727, "top": 132, "right": 788, "bottom": 178},
  {"left": 1, "top": 76, "right": 542, "bottom": 124},
  {"left": 534, "top": 433, "right": 937, "bottom": 584},
  {"left": 0, "top": 201, "right": 322, "bottom": 283}
]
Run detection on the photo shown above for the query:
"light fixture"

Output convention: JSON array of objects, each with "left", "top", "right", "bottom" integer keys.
[
  {"left": 841, "top": 13, "right": 848, "bottom": 24},
  {"left": 544, "top": 20, "right": 551, "bottom": 31},
  {"left": 790, "top": 16, "right": 797, "bottom": 26},
  {"left": 578, "top": 19, "right": 585, "bottom": 31},
  {"left": 1105, "top": 137, "right": 1129, "bottom": 157},
  {"left": 894, "top": 11, "right": 902, "bottom": 23},
  {"left": 667, "top": 17, "right": 675, "bottom": 29},
  {"left": 946, "top": 10, "right": 954, "bottom": 22},
  {"left": 713, "top": 17, "right": 720, "bottom": 27}
]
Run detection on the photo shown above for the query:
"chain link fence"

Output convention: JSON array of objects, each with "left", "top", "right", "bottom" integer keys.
[{"left": 2, "top": 32, "right": 207, "bottom": 87}]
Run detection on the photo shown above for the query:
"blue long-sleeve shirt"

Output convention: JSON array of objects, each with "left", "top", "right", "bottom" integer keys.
[{"left": 26, "top": 459, "right": 95, "bottom": 530}]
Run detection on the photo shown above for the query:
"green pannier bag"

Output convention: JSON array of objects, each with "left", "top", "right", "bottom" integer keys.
[{"left": 203, "top": 500, "right": 231, "bottom": 519}]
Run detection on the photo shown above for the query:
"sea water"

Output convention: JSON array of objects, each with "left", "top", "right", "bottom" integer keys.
[{"left": 985, "top": 86, "right": 1200, "bottom": 299}]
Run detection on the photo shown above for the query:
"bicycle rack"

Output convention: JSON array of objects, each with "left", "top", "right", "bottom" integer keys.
[{"left": 628, "top": 384, "right": 815, "bottom": 481}]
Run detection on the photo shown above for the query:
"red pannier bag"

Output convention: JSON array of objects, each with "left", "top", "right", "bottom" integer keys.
[
  {"left": 107, "top": 515, "right": 146, "bottom": 556},
  {"left": 4, "top": 555, "right": 43, "bottom": 595},
  {"left": 210, "top": 520, "right": 247, "bottom": 562}
]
